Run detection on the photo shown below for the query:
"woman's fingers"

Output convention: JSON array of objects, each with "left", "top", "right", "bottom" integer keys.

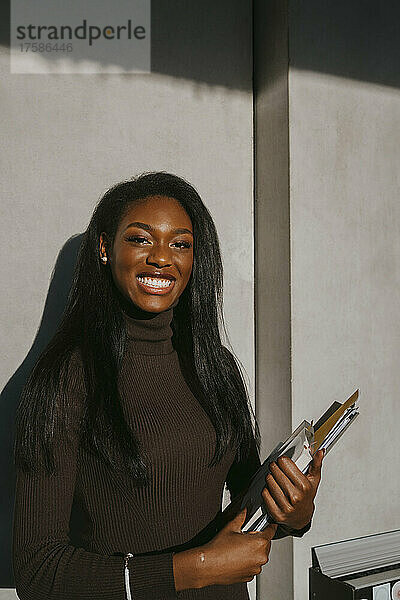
[
  {"left": 264, "top": 473, "right": 293, "bottom": 513},
  {"left": 259, "top": 522, "right": 278, "bottom": 541},
  {"left": 261, "top": 455, "right": 323, "bottom": 530},
  {"left": 262, "top": 486, "right": 284, "bottom": 522},
  {"left": 268, "top": 461, "right": 303, "bottom": 505},
  {"left": 306, "top": 449, "right": 324, "bottom": 487},
  {"left": 272, "top": 458, "right": 313, "bottom": 497}
]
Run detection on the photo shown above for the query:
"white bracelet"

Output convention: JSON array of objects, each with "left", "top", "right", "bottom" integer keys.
[{"left": 124, "top": 553, "right": 134, "bottom": 600}]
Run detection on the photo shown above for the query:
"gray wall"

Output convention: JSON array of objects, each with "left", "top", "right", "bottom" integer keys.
[
  {"left": 289, "top": 3, "right": 400, "bottom": 598},
  {"left": 253, "top": 1, "right": 294, "bottom": 599},
  {"left": 0, "top": 3, "right": 254, "bottom": 596},
  {"left": 255, "top": 2, "right": 400, "bottom": 599},
  {"left": 289, "top": 60, "right": 400, "bottom": 600}
]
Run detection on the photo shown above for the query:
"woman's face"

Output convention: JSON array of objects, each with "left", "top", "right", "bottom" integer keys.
[{"left": 100, "top": 195, "right": 194, "bottom": 313}]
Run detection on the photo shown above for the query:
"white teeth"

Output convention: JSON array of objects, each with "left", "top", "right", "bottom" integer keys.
[{"left": 137, "top": 276, "right": 173, "bottom": 289}]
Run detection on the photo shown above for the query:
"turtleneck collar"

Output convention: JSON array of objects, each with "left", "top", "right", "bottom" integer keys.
[{"left": 122, "top": 299, "right": 178, "bottom": 355}]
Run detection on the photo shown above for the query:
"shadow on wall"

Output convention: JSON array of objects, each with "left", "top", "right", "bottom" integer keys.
[
  {"left": 0, "top": 0, "right": 253, "bottom": 91},
  {"left": 0, "top": 234, "right": 83, "bottom": 586},
  {"left": 288, "top": 0, "right": 400, "bottom": 89},
  {"left": 2, "top": 0, "right": 400, "bottom": 89}
]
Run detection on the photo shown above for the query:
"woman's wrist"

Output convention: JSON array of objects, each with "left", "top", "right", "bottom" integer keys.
[{"left": 172, "top": 546, "right": 208, "bottom": 591}]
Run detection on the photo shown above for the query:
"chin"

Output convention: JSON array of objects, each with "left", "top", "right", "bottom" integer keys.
[{"left": 135, "top": 296, "right": 173, "bottom": 312}]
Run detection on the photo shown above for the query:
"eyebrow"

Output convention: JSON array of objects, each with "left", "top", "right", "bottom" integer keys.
[{"left": 124, "top": 221, "right": 193, "bottom": 235}]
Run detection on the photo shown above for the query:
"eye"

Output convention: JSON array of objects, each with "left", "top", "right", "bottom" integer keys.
[
  {"left": 171, "top": 241, "right": 192, "bottom": 249},
  {"left": 126, "top": 235, "right": 151, "bottom": 244}
]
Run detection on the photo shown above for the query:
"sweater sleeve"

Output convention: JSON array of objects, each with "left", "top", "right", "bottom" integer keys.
[
  {"left": 12, "top": 353, "right": 178, "bottom": 600},
  {"left": 225, "top": 432, "right": 312, "bottom": 540}
]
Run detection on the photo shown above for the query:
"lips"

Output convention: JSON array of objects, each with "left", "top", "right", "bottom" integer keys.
[{"left": 136, "top": 271, "right": 176, "bottom": 295}]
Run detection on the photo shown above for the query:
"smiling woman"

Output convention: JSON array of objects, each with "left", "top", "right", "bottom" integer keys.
[
  {"left": 99, "top": 196, "right": 194, "bottom": 312},
  {"left": 12, "top": 171, "right": 319, "bottom": 600}
]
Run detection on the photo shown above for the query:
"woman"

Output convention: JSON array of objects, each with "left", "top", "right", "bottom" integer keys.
[{"left": 13, "top": 171, "right": 323, "bottom": 600}]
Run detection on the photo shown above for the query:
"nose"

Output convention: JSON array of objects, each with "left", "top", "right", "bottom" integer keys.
[{"left": 145, "top": 243, "right": 172, "bottom": 268}]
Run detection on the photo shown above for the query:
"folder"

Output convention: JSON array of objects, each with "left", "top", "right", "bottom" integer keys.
[{"left": 219, "top": 390, "right": 360, "bottom": 533}]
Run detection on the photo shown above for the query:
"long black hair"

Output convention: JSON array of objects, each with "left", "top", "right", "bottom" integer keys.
[{"left": 14, "top": 171, "right": 260, "bottom": 483}]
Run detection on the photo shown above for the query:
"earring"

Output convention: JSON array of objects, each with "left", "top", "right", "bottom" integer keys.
[{"left": 100, "top": 255, "right": 107, "bottom": 264}]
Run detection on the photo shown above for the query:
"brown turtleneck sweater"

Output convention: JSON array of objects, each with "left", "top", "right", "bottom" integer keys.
[
  {"left": 12, "top": 306, "right": 250, "bottom": 600},
  {"left": 12, "top": 305, "right": 308, "bottom": 600}
]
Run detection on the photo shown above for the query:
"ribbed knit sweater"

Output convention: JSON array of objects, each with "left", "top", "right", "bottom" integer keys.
[
  {"left": 13, "top": 307, "right": 257, "bottom": 600},
  {"left": 12, "top": 305, "right": 309, "bottom": 600}
]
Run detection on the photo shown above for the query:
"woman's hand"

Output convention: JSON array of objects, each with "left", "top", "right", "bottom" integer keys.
[
  {"left": 173, "top": 508, "right": 277, "bottom": 591},
  {"left": 262, "top": 449, "right": 325, "bottom": 531},
  {"left": 199, "top": 508, "right": 277, "bottom": 588}
]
